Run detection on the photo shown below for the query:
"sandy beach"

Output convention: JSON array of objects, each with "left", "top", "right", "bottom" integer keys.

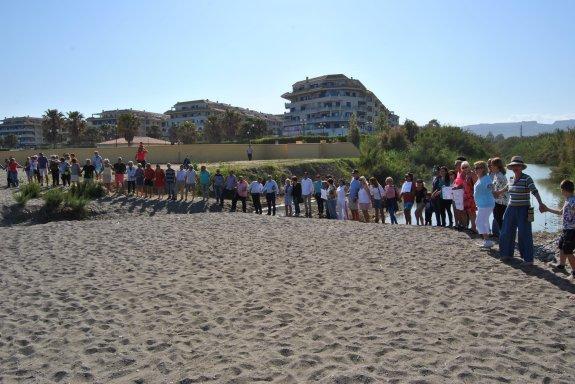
[{"left": 1, "top": 208, "right": 574, "bottom": 383}]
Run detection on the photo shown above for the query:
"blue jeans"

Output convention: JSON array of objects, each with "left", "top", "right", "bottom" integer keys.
[
  {"left": 387, "top": 197, "right": 398, "bottom": 224},
  {"left": 499, "top": 205, "right": 533, "bottom": 262},
  {"left": 326, "top": 199, "right": 337, "bottom": 219},
  {"left": 214, "top": 185, "right": 223, "bottom": 205}
]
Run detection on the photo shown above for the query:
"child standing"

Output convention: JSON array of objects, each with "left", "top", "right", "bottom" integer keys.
[{"left": 545, "top": 180, "right": 575, "bottom": 280}]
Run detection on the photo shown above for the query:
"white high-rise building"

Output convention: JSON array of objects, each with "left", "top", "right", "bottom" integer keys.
[
  {"left": 281, "top": 74, "right": 399, "bottom": 136},
  {"left": 0, "top": 116, "right": 44, "bottom": 147}
]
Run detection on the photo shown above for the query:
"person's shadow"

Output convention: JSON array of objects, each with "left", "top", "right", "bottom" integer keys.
[{"left": 483, "top": 248, "right": 575, "bottom": 294}]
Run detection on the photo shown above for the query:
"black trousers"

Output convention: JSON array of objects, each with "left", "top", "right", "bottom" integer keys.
[
  {"left": 266, "top": 192, "right": 276, "bottom": 215},
  {"left": 315, "top": 193, "right": 324, "bottom": 215},
  {"left": 493, "top": 203, "right": 506, "bottom": 230},
  {"left": 51, "top": 170, "right": 60, "bottom": 186},
  {"left": 231, "top": 193, "right": 247, "bottom": 212},
  {"left": 294, "top": 197, "right": 301, "bottom": 215},
  {"left": 251, "top": 193, "right": 262, "bottom": 214},
  {"left": 127, "top": 180, "right": 136, "bottom": 194}
]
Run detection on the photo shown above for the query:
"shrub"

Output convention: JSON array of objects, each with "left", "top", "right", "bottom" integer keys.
[
  {"left": 13, "top": 192, "right": 30, "bottom": 206},
  {"left": 64, "top": 194, "right": 89, "bottom": 218},
  {"left": 69, "top": 182, "right": 106, "bottom": 199},
  {"left": 19, "top": 182, "right": 41, "bottom": 199},
  {"left": 43, "top": 188, "right": 65, "bottom": 210}
]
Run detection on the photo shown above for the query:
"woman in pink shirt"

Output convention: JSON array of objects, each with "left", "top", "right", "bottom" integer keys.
[{"left": 231, "top": 176, "right": 249, "bottom": 212}]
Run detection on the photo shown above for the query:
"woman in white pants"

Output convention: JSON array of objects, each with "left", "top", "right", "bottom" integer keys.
[
  {"left": 473, "top": 161, "right": 496, "bottom": 248},
  {"left": 336, "top": 179, "right": 348, "bottom": 220}
]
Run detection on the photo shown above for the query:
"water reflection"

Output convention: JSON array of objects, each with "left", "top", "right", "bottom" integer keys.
[{"left": 525, "top": 163, "right": 563, "bottom": 232}]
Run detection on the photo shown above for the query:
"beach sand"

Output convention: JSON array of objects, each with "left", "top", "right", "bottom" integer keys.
[{"left": 1, "top": 212, "right": 574, "bottom": 383}]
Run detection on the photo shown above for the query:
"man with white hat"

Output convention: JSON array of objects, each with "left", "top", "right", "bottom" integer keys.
[{"left": 498, "top": 156, "right": 547, "bottom": 265}]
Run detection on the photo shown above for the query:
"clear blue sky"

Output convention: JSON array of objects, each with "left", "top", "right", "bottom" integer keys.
[{"left": 1, "top": 0, "right": 573, "bottom": 126}]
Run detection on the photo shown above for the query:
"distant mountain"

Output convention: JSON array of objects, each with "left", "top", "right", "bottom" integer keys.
[{"left": 463, "top": 120, "right": 575, "bottom": 138}]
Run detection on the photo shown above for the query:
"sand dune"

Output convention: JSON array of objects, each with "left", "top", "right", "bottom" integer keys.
[{"left": 1, "top": 213, "right": 574, "bottom": 383}]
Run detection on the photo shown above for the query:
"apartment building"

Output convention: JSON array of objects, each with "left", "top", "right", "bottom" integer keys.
[
  {"left": 87, "top": 109, "right": 170, "bottom": 136},
  {"left": 281, "top": 74, "right": 399, "bottom": 136},
  {"left": 0, "top": 116, "right": 44, "bottom": 147},
  {"left": 165, "top": 99, "right": 282, "bottom": 134}
]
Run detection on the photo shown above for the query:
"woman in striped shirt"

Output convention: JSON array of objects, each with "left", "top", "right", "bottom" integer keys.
[{"left": 498, "top": 156, "right": 547, "bottom": 265}]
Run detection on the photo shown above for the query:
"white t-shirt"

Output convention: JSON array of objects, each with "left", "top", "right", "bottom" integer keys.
[
  {"left": 358, "top": 187, "right": 371, "bottom": 204},
  {"left": 370, "top": 185, "right": 384, "bottom": 200}
]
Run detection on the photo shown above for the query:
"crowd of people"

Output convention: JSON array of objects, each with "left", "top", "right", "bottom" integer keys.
[{"left": 3, "top": 146, "right": 575, "bottom": 280}]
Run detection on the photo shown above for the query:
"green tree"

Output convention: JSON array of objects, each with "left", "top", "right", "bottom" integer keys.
[
  {"left": 175, "top": 121, "right": 198, "bottom": 144},
  {"left": 239, "top": 118, "right": 269, "bottom": 140},
  {"left": 348, "top": 113, "right": 360, "bottom": 148},
  {"left": 426, "top": 119, "right": 441, "bottom": 129},
  {"left": 221, "top": 110, "right": 243, "bottom": 141},
  {"left": 403, "top": 119, "right": 420, "bottom": 142},
  {"left": 4, "top": 134, "right": 18, "bottom": 148},
  {"left": 66, "top": 111, "right": 86, "bottom": 145},
  {"left": 42, "top": 109, "right": 65, "bottom": 148},
  {"left": 374, "top": 109, "right": 390, "bottom": 133},
  {"left": 203, "top": 116, "right": 223, "bottom": 143},
  {"left": 84, "top": 126, "right": 103, "bottom": 145},
  {"left": 117, "top": 113, "right": 140, "bottom": 146},
  {"left": 147, "top": 125, "right": 162, "bottom": 139},
  {"left": 100, "top": 124, "right": 116, "bottom": 141}
]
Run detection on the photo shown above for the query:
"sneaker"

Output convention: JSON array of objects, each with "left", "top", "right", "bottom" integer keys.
[
  {"left": 479, "top": 240, "right": 494, "bottom": 249},
  {"left": 551, "top": 264, "right": 569, "bottom": 274}
]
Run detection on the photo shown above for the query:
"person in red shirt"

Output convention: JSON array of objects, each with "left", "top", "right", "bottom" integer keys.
[
  {"left": 154, "top": 164, "right": 165, "bottom": 200},
  {"left": 143, "top": 163, "right": 155, "bottom": 198},
  {"left": 135, "top": 142, "right": 148, "bottom": 167},
  {"left": 6, "top": 157, "right": 22, "bottom": 187},
  {"left": 452, "top": 158, "right": 466, "bottom": 229}
]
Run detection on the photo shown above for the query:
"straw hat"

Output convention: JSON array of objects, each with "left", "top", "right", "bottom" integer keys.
[{"left": 506, "top": 156, "right": 527, "bottom": 169}]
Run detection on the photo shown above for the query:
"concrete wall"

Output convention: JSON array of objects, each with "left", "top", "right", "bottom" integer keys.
[{"left": 2, "top": 143, "right": 359, "bottom": 164}]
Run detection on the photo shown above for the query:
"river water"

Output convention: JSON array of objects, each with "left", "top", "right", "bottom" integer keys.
[
  {"left": 524, "top": 164, "right": 563, "bottom": 232},
  {"left": 396, "top": 163, "right": 562, "bottom": 232}
]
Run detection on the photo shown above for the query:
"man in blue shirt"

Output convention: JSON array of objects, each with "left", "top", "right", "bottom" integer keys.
[
  {"left": 263, "top": 175, "right": 279, "bottom": 216},
  {"left": 348, "top": 169, "right": 361, "bottom": 221}
]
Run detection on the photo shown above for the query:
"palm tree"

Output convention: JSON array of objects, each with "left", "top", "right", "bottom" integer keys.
[
  {"left": 348, "top": 113, "right": 360, "bottom": 148},
  {"left": 221, "top": 110, "right": 242, "bottom": 141},
  {"left": 117, "top": 113, "right": 140, "bottom": 146},
  {"left": 42, "top": 109, "right": 65, "bottom": 148},
  {"left": 203, "top": 116, "right": 223, "bottom": 143},
  {"left": 66, "top": 111, "right": 86, "bottom": 145}
]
